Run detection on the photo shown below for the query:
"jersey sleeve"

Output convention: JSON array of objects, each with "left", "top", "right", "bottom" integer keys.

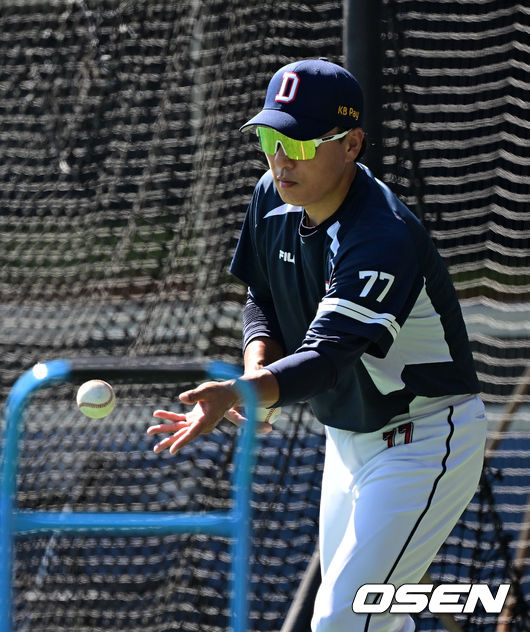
[
  {"left": 306, "top": 220, "right": 424, "bottom": 359},
  {"left": 230, "top": 173, "right": 285, "bottom": 349},
  {"left": 230, "top": 178, "right": 271, "bottom": 298},
  {"left": 266, "top": 338, "right": 370, "bottom": 406},
  {"left": 242, "top": 289, "right": 285, "bottom": 351}
]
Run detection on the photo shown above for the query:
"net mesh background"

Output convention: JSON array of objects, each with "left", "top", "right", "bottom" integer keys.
[{"left": 0, "top": 1, "right": 528, "bottom": 631}]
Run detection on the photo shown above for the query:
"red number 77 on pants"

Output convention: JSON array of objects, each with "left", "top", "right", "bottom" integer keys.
[{"left": 383, "top": 421, "right": 414, "bottom": 448}]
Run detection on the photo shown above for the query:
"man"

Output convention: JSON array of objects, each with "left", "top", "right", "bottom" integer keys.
[{"left": 147, "top": 58, "right": 487, "bottom": 632}]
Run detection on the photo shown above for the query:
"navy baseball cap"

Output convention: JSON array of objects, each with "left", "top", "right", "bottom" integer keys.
[{"left": 240, "top": 58, "right": 363, "bottom": 140}]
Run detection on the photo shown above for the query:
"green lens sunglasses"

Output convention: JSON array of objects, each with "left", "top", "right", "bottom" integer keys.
[{"left": 256, "top": 126, "right": 351, "bottom": 160}]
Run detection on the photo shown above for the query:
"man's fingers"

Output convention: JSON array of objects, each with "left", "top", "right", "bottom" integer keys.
[
  {"left": 149, "top": 381, "right": 240, "bottom": 456},
  {"left": 223, "top": 408, "right": 275, "bottom": 434},
  {"left": 149, "top": 410, "right": 191, "bottom": 451},
  {"left": 150, "top": 410, "right": 208, "bottom": 454},
  {"left": 152, "top": 425, "right": 193, "bottom": 454},
  {"left": 224, "top": 408, "right": 244, "bottom": 426},
  {"left": 178, "top": 390, "right": 193, "bottom": 404},
  {"left": 148, "top": 410, "right": 189, "bottom": 436},
  {"left": 153, "top": 409, "right": 187, "bottom": 422},
  {"left": 147, "top": 422, "right": 187, "bottom": 435},
  {"left": 168, "top": 425, "right": 202, "bottom": 454},
  {"left": 153, "top": 434, "right": 179, "bottom": 454},
  {"left": 179, "top": 388, "right": 203, "bottom": 405}
]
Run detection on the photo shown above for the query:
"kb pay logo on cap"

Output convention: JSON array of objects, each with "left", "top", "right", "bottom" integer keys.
[{"left": 338, "top": 105, "right": 360, "bottom": 120}]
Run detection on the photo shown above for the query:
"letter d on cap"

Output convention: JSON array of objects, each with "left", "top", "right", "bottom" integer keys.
[{"left": 275, "top": 71, "right": 300, "bottom": 103}]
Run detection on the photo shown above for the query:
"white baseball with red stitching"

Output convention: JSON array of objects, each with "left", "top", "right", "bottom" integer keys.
[{"left": 76, "top": 379, "right": 116, "bottom": 419}]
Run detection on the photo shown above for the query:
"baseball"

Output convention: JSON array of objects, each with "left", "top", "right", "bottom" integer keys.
[
  {"left": 76, "top": 379, "right": 116, "bottom": 419},
  {"left": 257, "top": 406, "right": 281, "bottom": 425}
]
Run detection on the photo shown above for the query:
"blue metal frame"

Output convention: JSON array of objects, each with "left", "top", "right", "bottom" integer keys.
[{"left": 0, "top": 359, "right": 257, "bottom": 632}]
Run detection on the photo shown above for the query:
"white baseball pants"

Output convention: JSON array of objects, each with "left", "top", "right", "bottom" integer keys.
[{"left": 311, "top": 394, "right": 487, "bottom": 632}]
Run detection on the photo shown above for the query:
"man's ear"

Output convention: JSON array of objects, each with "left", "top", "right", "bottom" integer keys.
[{"left": 345, "top": 128, "right": 365, "bottom": 162}]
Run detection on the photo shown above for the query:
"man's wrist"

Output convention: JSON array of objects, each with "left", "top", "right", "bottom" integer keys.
[
  {"left": 224, "top": 378, "right": 243, "bottom": 408},
  {"left": 235, "top": 369, "right": 280, "bottom": 409}
]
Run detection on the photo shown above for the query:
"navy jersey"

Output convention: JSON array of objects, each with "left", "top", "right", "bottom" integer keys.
[{"left": 230, "top": 164, "right": 479, "bottom": 432}]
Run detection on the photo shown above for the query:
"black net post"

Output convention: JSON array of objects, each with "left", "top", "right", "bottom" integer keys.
[{"left": 343, "top": 0, "right": 384, "bottom": 178}]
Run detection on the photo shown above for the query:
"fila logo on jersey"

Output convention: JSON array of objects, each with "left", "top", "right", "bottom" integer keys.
[
  {"left": 279, "top": 250, "right": 295, "bottom": 263},
  {"left": 275, "top": 72, "right": 300, "bottom": 103}
]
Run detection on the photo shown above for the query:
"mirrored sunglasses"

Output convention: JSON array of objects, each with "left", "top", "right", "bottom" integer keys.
[{"left": 256, "top": 127, "right": 351, "bottom": 160}]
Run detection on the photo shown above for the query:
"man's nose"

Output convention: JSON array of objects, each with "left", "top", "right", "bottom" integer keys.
[{"left": 274, "top": 143, "right": 295, "bottom": 166}]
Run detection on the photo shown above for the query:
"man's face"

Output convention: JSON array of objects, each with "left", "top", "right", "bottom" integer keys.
[{"left": 264, "top": 127, "right": 363, "bottom": 222}]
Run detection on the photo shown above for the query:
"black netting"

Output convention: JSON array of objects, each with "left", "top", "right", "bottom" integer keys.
[
  {"left": 380, "top": 0, "right": 530, "bottom": 403},
  {"left": 1, "top": 1, "right": 528, "bottom": 630}
]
